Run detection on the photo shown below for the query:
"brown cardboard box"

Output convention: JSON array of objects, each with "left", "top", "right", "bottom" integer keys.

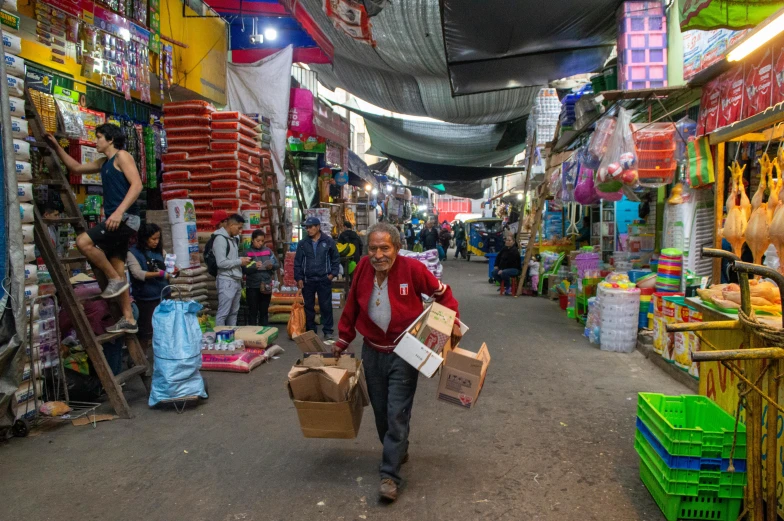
[
  {"left": 287, "top": 354, "right": 369, "bottom": 438},
  {"left": 410, "top": 302, "right": 457, "bottom": 354},
  {"left": 437, "top": 343, "right": 490, "bottom": 409},
  {"left": 294, "top": 330, "right": 330, "bottom": 353}
]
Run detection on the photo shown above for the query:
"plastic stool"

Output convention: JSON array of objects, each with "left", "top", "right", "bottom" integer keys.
[{"left": 499, "top": 277, "right": 519, "bottom": 296}]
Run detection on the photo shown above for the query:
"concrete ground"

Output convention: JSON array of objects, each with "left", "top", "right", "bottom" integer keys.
[{"left": 0, "top": 255, "right": 688, "bottom": 521}]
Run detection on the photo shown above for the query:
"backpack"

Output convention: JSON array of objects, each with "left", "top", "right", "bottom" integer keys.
[{"left": 204, "top": 233, "right": 231, "bottom": 277}]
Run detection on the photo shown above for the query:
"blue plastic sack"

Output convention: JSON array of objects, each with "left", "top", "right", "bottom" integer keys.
[{"left": 149, "top": 299, "right": 208, "bottom": 406}]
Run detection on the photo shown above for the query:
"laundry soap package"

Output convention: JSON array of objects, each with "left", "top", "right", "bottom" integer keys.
[
  {"left": 394, "top": 302, "right": 459, "bottom": 377},
  {"left": 287, "top": 354, "right": 369, "bottom": 439}
]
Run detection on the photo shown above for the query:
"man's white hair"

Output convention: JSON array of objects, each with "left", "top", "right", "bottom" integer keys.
[{"left": 368, "top": 222, "right": 402, "bottom": 249}]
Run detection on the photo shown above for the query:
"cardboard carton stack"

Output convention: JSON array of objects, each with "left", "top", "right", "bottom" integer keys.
[
  {"left": 160, "top": 102, "right": 274, "bottom": 245},
  {"left": 394, "top": 302, "right": 490, "bottom": 409}
]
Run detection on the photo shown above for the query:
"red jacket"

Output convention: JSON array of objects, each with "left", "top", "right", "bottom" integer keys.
[{"left": 336, "top": 255, "right": 459, "bottom": 353}]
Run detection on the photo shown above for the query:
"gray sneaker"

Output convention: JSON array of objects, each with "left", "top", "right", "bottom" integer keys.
[
  {"left": 106, "top": 317, "right": 138, "bottom": 334},
  {"left": 101, "top": 279, "right": 129, "bottom": 299}
]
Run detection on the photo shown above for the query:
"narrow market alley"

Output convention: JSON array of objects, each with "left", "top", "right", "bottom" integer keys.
[{"left": 0, "top": 255, "right": 686, "bottom": 521}]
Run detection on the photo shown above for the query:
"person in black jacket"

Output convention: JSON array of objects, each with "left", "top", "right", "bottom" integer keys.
[
  {"left": 493, "top": 236, "right": 522, "bottom": 295},
  {"left": 338, "top": 221, "right": 364, "bottom": 264},
  {"left": 294, "top": 217, "right": 341, "bottom": 340},
  {"left": 243, "top": 229, "right": 279, "bottom": 326},
  {"left": 419, "top": 220, "right": 439, "bottom": 251}
]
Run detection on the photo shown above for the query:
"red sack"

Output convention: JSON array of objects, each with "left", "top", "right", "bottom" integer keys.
[
  {"left": 161, "top": 189, "right": 189, "bottom": 200},
  {"left": 162, "top": 171, "right": 190, "bottom": 182}
]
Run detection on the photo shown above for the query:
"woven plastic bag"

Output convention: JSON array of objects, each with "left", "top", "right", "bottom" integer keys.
[
  {"left": 287, "top": 293, "right": 306, "bottom": 339},
  {"left": 149, "top": 299, "right": 208, "bottom": 406}
]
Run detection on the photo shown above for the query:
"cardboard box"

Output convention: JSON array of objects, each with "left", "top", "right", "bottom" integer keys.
[
  {"left": 287, "top": 354, "right": 369, "bottom": 439},
  {"left": 437, "top": 343, "right": 490, "bottom": 409},
  {"left": 294, "top": 330, "right": 330, "bottom": 353},
  {"left": 394, "top": 333, "right": 444, "bottom": 378},
  {"left": 409, "top": 302, "right": 457, "bottom": 354}
]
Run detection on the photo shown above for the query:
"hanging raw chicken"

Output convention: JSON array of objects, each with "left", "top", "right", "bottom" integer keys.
[
  {"left": 751, "top": 160, "right": 767, "bottom": 213},
  {"left": 722, "top": 162, "right": 747, "bottom": 257},
  {"left": 746, "top": 158, "right": 775, "bottom": 268},
  {"left": 766, "top": 155, "right": 782, "bottom": 222},
  {"left": 736, "top": 161, "right": 752, "bottom": 221},
  {"left": 768, "top": 160, "right": 784, "bottom": 273}
]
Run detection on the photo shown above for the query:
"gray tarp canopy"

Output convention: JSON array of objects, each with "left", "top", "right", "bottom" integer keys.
[
  {"left": 441, "top": 0, "right": 616, "bottom": 96},
  {"left": 299, "top": 0, "right": 541, "bottom": 125},
  {"left": 343, "top": 106, "right": 527, "bottom": 166}
]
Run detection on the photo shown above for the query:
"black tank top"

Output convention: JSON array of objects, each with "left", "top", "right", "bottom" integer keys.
[{"left": 101, "top": 154, "right": 138, "bottom": 216}]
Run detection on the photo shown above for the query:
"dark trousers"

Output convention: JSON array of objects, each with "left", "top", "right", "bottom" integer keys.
[
  {"left": 246, "top": 289, "right": 272, "bottom": 326},
  {"left": 493, "top": 268, "right": 521, "bottom": 285},
  {"left": 362, "top": 345, "right": 419, "bottom": 484},
  {"left": 302, "top": 277, "right": 334, "bottom": 335},
  {"left": 454, "top": 239, "right": 466, "bottom": 258}
]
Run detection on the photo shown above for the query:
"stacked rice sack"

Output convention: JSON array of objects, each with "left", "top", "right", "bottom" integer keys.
[{"left": 160, "top": 102, "right": 272, "bottom": 235}]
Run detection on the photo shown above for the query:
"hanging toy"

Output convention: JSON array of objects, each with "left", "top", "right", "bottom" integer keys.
[
  {"left": 621, "top": 169, "right": 639, "bottom": 185},
  {"left": 619, "top": 152, "right": 636, "bottom": 170},
  {"left": 607, "top": 162, "right": 623, "bottom": 180}
]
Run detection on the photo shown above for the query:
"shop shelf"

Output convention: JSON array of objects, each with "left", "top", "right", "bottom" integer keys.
[
  {"left": 635, "top": 429, "right": 746, "bottom": 498},
  {"left": 637, "top": 418, "right": 747, "bottom": 472},
  {"left": 640, "top": 457, "right": 743, "bottom": 521},
  {"left": 637, "top": 393, "right": 747, "bottom": 460}
]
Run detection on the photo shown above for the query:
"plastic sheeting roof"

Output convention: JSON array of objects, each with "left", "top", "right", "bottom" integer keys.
[
  {"left": 344, "top": 106, "right": 527, "bottom": 166},
  {"left": 298, "top": 0, "right": 542, "bottom": 125},
  {"left": 441, "top": 0, "right": 616, "bottom": 96}
]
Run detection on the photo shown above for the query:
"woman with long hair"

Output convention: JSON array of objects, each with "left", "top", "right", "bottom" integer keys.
[{"left": 126, "top": 223, "right": 175, "bottom": 349}]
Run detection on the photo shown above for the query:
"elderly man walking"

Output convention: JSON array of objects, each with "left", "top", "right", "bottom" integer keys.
[{"left": 334, "top": 222, "right": 460, "bottom": 502}]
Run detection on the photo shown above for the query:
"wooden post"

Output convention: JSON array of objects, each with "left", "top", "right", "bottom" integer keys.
[
  {"left": 713, "top": 142, "right": 725, "bottom": 283},
  {"left": 516, "top": 196, "right": 545, "bottom": 296},
  {"left": 767, "top": 359, "right": 779, "bottom": 521}
]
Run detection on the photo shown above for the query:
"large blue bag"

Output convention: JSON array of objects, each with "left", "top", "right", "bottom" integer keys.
[{"left": 149, "top": 299, "right": 208, "bottom": 406}]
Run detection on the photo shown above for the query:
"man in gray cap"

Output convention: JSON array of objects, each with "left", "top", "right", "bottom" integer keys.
[{"left": 294, "top": 217, "right": 341, "bottom": 339}]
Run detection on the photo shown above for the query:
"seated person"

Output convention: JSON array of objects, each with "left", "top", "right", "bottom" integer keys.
[{"left": 493, "top": 235, "right": 522, "bottom": 294}]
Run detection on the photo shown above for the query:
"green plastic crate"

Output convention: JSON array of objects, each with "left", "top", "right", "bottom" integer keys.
[
  {"left": 640, "top": 458, "right": 742, "bottom": 521},
  {"left": 637, "top": 393, "right": 747, "bottom": 460},
  {"left": 635, "top": 430, "right": 746, "bottom": 499}
]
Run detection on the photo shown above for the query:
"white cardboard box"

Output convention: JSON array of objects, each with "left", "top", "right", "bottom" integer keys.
[{"left": 394, "top": 332, "right": 443, "bottom": 378}]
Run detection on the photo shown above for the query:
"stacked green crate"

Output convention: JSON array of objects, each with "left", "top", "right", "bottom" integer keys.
[{"left": 635, "top": 393, "right": 746, "bottom": 521}]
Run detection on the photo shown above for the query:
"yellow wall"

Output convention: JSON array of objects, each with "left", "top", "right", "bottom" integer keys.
[
  {"left": 160, "top": 0, "right": 227, "bottom": 105},
  {"left": 14, "top": 0, "right": 226, "bottom": 105}
]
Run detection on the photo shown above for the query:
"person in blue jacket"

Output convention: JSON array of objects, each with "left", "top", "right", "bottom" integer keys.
[{"left": 294, "top": 217, "right": 341, "bottom": 340}]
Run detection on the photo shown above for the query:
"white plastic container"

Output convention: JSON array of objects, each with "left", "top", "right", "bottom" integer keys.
[{"left": 598, "top": 286, "right": 641, "bottom": 353}]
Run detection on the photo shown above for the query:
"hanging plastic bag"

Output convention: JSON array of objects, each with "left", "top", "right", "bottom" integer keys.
[
  {"left": 574, "top": 163, "right": 601, "bottom": 205},
  {"left": 675, "top": 116, "right": 697, "bottom": 163},
  {"left": 687, "top": 136, "right": 715, "bottom": 188},
  {"left": 149, "top": 299, "right": 208, "bottom": 407},
  {"left": 287, "top": 292, "right": 306, "bottom": 339},
  {"left": 596, "top": 108, "right": 639, "bottom": 195},
  {"left": 586, "top": 116, "right": 617, "bottom": 168}
]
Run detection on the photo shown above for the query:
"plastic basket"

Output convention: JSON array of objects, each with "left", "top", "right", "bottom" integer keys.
[
  {"left": 637, "top": 418, "right": 746, "bottom": 473},
  {"left": 637, "top": 146, "right": 676, "bottom": 169},
  {"left": 637, "top": 394, "right": 747, "bottom": 460},
  {"left": 635, "top": 430, "right": 746, "bottom": 498},
  {"left": 640, "top": 457, "right": 743, "bottom": 521},
  {"left": 591, "top": 74, "right": 606, "bottom": 93}
]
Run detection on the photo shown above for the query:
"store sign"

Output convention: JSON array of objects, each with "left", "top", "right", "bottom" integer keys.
[
  {"left": 0, "top": 9, "right": 20, "bottom": 30},
  {"left": 313, "top": 99, "right": 350, "bottom": 149},
  {"left": 54, "top": 86, "right": 80, "bottom": 103},
  {"left": 25, "top": 67, "right": 53, "bottom": 93},
  {"left": 325, "top": 142, "right": 343, "bottom": 168},
  {"left": 334, "top": 171, "right": 348, "bottom": 186}
]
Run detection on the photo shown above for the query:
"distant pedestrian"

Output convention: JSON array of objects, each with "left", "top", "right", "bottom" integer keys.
[
  {"left": 294, "top": 217, "right": 340, "bottom": 340},
  {"left": 213, "top": 213, "right": 250, "bottom": 326},
  {"left": 453, "top": 222, "right": 466, "bottom": 259},
  {"left": 243, "top": 229, "right": 279, "bottom": 326},
  {"left": 419, "top": 221, "right": 439, "bottom": 251}
]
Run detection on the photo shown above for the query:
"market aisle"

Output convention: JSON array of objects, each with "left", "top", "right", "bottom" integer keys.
[{"left": 0, "top": 256, "right": 686, "bottom": 521}]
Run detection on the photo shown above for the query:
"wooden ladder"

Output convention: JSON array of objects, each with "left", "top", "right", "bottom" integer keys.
[
  {"left": 259, "top": 158, "right": 287, "bottom": 263},
  {"left": 25, "top": 89, "right": 151, "bottom": 419}
]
